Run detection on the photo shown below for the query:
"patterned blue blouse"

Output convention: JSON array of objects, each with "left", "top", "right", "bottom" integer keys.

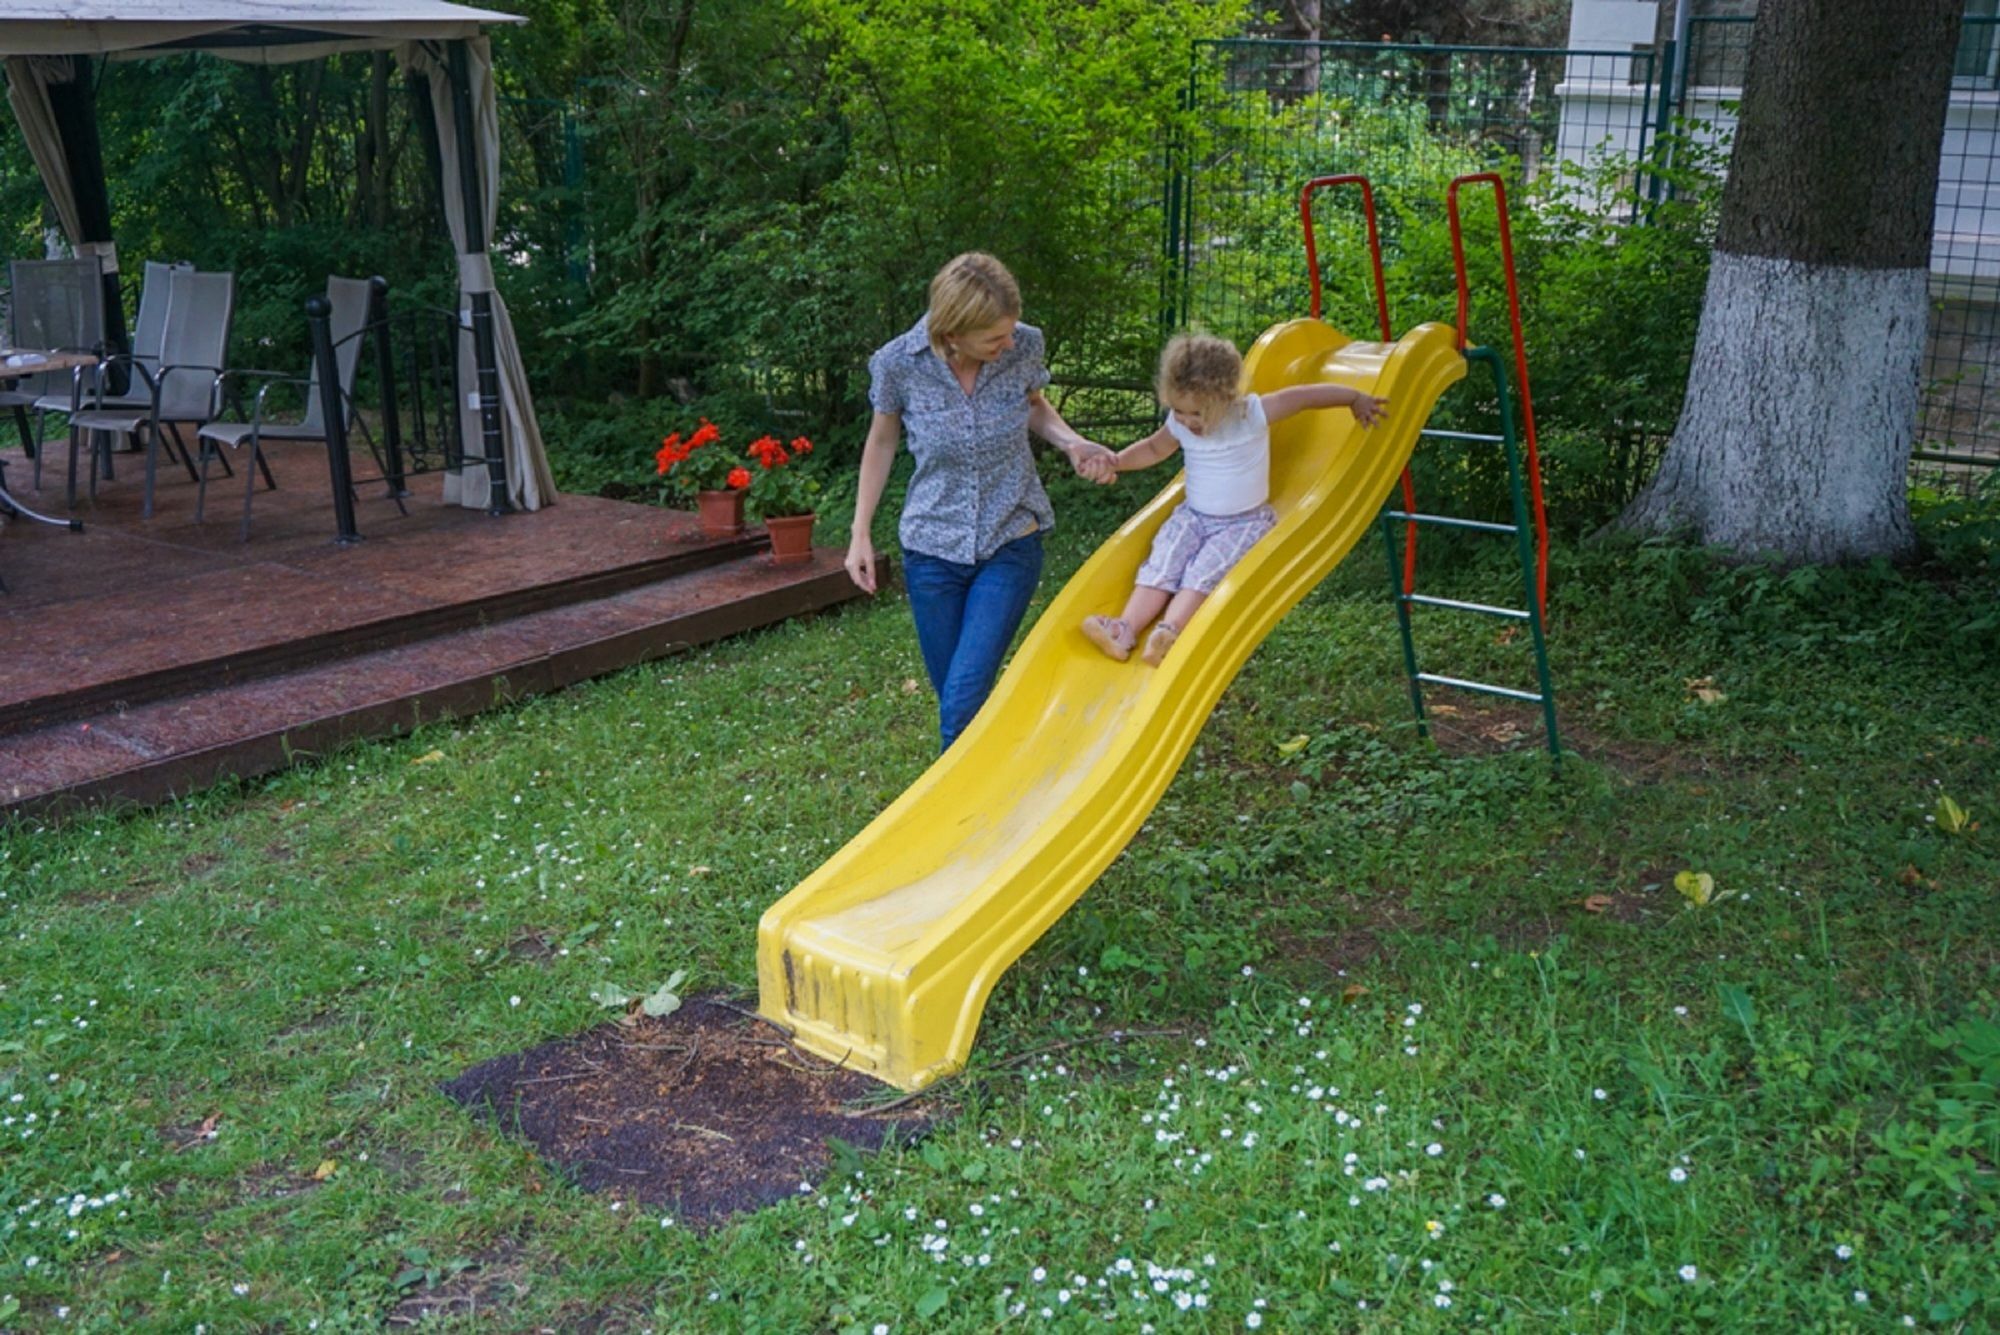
[{"left": 867, "top": 316, "right": 1056, "bottom": 564}]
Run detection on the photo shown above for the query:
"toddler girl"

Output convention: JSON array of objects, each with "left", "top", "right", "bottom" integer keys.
[{"left": 1082, "top": 333, "right": 1386, "bottom": 665}]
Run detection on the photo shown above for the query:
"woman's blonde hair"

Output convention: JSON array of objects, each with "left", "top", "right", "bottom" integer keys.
[
  {"left": 1157, "top": 333, "right": 1243, "bottom": 416},
  {"left": 927, "top": 252, "right": 1022, "bottom": 357}
]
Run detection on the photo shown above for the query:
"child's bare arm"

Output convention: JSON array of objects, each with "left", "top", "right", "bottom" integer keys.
[
  {"left": 1113, "top": 425, "right": 1180, "bottom": 474},
  {"left": 1262, "top": 383, "right": 1388, "bottom": 427}
]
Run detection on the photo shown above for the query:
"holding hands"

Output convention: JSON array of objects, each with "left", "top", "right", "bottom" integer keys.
[
  {"left": 1066, "top": 440, "right": 1118, "bottom": 485},
  {"left": 1067, "top": 440, "right": 1118, "bottom": 485}
]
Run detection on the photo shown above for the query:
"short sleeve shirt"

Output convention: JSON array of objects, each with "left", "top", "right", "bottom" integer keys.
[
  {"left": 1169, "top": 393, "right": 1270, "bottom": 516},
  {"left": 866, "top": 316, "right": 1056, "bottom": 564}
]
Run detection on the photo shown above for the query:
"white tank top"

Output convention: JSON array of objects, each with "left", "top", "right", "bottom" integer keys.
[{"left": 1168, "top": 393, "right": 1269, "bottom": 517}]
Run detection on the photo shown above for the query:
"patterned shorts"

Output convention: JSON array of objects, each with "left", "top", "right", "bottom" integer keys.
[{"left": 1136, "top": 503, "right": 1278, "bottom": 595}]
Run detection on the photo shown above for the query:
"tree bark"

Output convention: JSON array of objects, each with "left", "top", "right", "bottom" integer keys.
[
  {"left": 1618, "top": 0, "right": 1962, "bottom": 565},
  {"left": 1266, "top": 0, "right": 1321, "bottom": 103}
]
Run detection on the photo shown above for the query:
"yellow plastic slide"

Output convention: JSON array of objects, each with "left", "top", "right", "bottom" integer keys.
[{"left": 757, "top": 318, "right": 1468, "bottom": 1090}]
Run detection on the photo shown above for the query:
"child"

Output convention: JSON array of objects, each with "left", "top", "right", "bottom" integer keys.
[{"left": 1081, "top": 333, "right": 1387, "bottom": 665}]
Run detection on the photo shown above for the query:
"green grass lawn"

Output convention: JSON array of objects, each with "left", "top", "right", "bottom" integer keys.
[{"left": 3, "top": 476, "right": 1997, "bottom": 1332}]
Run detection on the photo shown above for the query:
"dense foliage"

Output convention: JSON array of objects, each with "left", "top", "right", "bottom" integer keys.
[{"left": 0, "top": 3, "right": 1972, "bottom": 542}]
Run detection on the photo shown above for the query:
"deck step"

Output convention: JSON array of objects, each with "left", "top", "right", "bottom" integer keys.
[
  {"left": 0, "top": 524, "right": 770, "bottom": 738},
  {"left": 1, "top": 549, "right": 862, "bottom": 820}
]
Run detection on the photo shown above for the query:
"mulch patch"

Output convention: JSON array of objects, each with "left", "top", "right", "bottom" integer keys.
[{"left": 440, "top": 996, "right": 928, "bottom": 1227}]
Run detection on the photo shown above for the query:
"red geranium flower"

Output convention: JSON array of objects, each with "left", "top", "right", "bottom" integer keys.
[
  {"left": 790, "top": 436, "right": 813, "bottom": 457},
  {"left": 685, "top": 418, "right": 722, "bottom": 451},
  {"left": 727, "top": 467, "right": 752, "bottom": 490},
  {"left": 655, "top": 432, "right": 685, "bottom": 475},
  {"left": 748, "top": 434, "right": 788, "bottom": 470}
]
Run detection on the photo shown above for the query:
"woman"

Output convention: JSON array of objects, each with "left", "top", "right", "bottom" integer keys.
[{"left": 846, "top": 252, "right": 1116, "bottom": 751}]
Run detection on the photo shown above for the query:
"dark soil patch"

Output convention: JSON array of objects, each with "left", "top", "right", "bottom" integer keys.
[
  {"left": 1275, "top": 889, "right": 1428, "bottom": 979},
  {"left": 440, "top": 996, "right": 927, "bottom": 1227},
  {"left": 1425, "top": 698, "right": 1708, "bottom": 784},
  {"left": 383, "top": 1238, "right": 535, "bottom": 1328},
  {"left": 506, "top": 931, "right": 556, "bottom": 961},
  {"left": 228, "top": 1161, "right": 326, "bottom": 1207}
]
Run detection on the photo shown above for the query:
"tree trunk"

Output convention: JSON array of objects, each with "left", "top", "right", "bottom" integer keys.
[
  {"left": 1266, "top": 0, "right": 1321, "bottom": 103},
  {"left": 367, "top": 52, "right": 393, "bottom": 231},
  {"left": 1618, "top": 0, "right": 1961, "bottom": 564}
]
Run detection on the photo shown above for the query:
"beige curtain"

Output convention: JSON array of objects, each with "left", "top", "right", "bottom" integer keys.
[
  {"left": 399, "top": 36, "right": 554, "bottom": 511},
  {"left": 3, "top": 55, "right": 115, "bottom": 273}
]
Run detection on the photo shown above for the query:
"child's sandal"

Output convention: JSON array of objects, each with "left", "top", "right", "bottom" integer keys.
[
  {"left": 1081, "top": 615, "right": 1135, "bottom": 662},
  {"left": 1141, "top": 621, "right": 1181, "bottom": 666}
]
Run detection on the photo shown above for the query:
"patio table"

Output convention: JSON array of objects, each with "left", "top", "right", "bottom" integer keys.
[{"left": 0, "top": 348, "right": 96, "bottom": 533}]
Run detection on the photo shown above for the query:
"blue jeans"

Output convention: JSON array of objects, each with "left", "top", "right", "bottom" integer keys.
[{"left": 903, "top": 533, "right": 1044, "bottom": 751}]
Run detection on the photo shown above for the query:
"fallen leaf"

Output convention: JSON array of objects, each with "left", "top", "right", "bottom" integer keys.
[
  {"left": 1936, "top": 794, "right": 1972, "bottom": 836},
  {"left": 689, "top": 865, "right": 712, "bottom": 876},
  {"left": 1494, "top": 624, "right": 1521, "bottom": 645},
  {"left": 1684, "top": 676, "right": 1726, "bottom": 706},
  {"left": 1429, "top": 703, "right": 1461, "bottom": 717},
  {"left": 311, "top": 1159, "right": 338, "bottom": 1181},
  {"left": 175, "top": 1112, "right": 222, "bottom": 1152},
  {"left": 1581, "top": 894, "right": 1614, "bottom": 914},
  {"left": 410, "top": 749, "right": 446, "bottom": 766},
  {"left": 901, "top": 678, "right": 920, "bottom": 694},
  {"left": 642, "top": 969, "right": 688, "bottom": 1018},
  {"left": 1897, "top": 865, "right": 1922, "bottom": 887},
  {"left": 589, "top": 982, "right": 634, "bottom": 1009},
  {"left": 1340, "top": 982, "right": 1370, "bottom": 1005},
  {"left": 1276, "top": 734, "right": 1311, "bottom": 758},
  {"left": 1674, "top": 870, "right": 1717, "bottom": 908}
]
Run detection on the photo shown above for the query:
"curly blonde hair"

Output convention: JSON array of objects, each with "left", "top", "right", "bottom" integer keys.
[
  {"left": 1157, "top": 333, "right": 1244, "bottom": 417},
  {"left": 927, "top": 253, "right": 1022, "bottom": 358}
]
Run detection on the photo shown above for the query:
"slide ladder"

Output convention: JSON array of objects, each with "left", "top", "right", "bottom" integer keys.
[{"left": 1302, "top": 172, "right": 1560, "bottom": 757}]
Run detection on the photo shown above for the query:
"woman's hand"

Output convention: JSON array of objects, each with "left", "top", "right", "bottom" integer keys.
[
  {"left": 1067, "top": 440, "right": 1118, "bottom": 485},
  {"left": 1349, "top": 392, "right": 1388, "bottom": 427},
  {"left": 845, "top": 530, "right": 878, "bottom": 594}
]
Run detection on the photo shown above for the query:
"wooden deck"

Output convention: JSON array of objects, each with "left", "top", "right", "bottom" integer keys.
[{"left": 0, "top": 435, "right": 863, "bottom": 819}]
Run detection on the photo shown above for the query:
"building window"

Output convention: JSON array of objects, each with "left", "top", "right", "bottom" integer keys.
[{"left": 1959, "top": 0, "right": 2000, "bottom": 89}]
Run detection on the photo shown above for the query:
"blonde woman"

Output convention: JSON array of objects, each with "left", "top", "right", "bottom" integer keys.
[{"left": 847, "top": 252, "right": 1117, "bottom": 750}]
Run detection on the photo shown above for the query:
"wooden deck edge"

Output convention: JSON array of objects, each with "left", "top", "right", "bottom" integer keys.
[
  {"left": 0, "top": 533, "right": 772, "bottom": 738},
  {"left": 3, "top": 562, "right": 862, "bottom": 824}
]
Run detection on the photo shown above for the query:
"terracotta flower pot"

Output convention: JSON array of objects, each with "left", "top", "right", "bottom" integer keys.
[
  {"left": 764, "top": 512, "right": 816, "bottom": 565},
  {"left": 696, "top": 488, "right": 745, "bottom": 538}
]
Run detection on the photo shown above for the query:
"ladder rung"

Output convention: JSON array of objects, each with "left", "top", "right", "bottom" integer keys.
[
  {"left": 1383, "top": 510, "right": 1518, "bottom": 535},
  {"left": 1416, "top": 672, "right": 1545, "bottom": 704},
  {"left": 1418, "top": 428, "right": 1506, "bottom": 443},
  {"left": 1402, "top": 593, "right": 1530, "bottom": 620}
]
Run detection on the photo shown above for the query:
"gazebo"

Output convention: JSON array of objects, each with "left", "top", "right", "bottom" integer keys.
[{"left": 0, "top": 0, "right": 555, "bottom": 522}]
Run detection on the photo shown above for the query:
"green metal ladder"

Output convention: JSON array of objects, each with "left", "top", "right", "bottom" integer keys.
[
  {"left": 1380, "top": 345, "right": 1561, "bottom": 761},
  {"left": 1301, "top": 171, "right": 1560, "bottom": 761}
]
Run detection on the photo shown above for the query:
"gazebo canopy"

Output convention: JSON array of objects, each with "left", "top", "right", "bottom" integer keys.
[
  {"left": 1, "top": 0, "right": 553, "bottom": 525},
  {"left": 0, "top": 1, "right": 523, "bottom": 63}
]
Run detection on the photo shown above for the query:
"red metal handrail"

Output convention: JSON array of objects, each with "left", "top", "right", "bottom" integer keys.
[
  {"left": 1445, "top": 172, "right": 1549, "bottom": 618},
  {"left": 1300, "top": 175, "right": 1391, "bottom": 336},
  {"left": 1300, "top": 174, "right": 1417, "bottom": 593}
]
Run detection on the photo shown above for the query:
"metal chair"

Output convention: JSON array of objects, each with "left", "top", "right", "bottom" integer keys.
[
  {"left": 66, "top": 268, "right": 237, "bottom": 514},
  {"left": 196, "top": 276, "right": 372, "bottom": 540},
  {"left": 0, "top": 257, "right": 104, "bottom": 475},
  {"left": 32, "top": 260, "right": 188, "bottom": 488}
]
